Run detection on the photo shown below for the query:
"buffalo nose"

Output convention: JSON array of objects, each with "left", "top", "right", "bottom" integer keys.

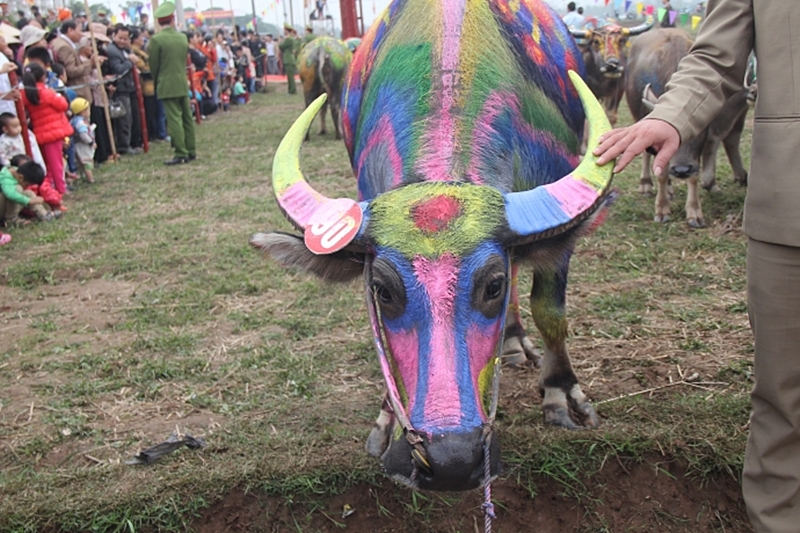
[
  {"left": 380, "top": 427, "right": 501, "bottom": 491},
  {"left": 670, "top": 165, "right": 696, "bottom": 178},
  {"left": 605, "top": 58, "right": 620, "bottom": 71}
]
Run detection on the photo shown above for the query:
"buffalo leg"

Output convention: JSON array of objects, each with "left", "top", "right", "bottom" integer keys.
[
  {"left": 331, "top": 101, "right": 342, "bottom": 140},
  {"left": 531, "top": 259, "right": 599, "bottom": 429},
  {"left": 319, "top": 99, "right": 328, "bottom": 135},
  {"left": 654, "top": 167, "right": 671, "bottom": 223},
  {"left": 685, "top": 175, "right": 706, "bottom": 228},
  {"left": 502, "top": 263, "right": 541, "bottom": 366},
  {"left": 723, "top": 128, "right": 748, "bottom": 186},
  {"left": 640, "top": 151, "right": 653, "bottom": 195},
  {"left": 700, "top": 137, "right": 722, "bottom": 193}
]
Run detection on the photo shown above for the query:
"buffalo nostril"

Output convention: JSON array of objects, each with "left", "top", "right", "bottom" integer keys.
[{"left": 670, "top": 165, "right": 694, "bottom": 178}]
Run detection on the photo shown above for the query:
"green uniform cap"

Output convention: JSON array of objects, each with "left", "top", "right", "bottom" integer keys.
[{"left": 154, "top": 2, "right": 175, "bottom": 19}]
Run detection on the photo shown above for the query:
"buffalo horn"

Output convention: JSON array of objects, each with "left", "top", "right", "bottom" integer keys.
[
  {"left": 625, "top": 17, "right": 654, "bottom": 36},
  {"left": 569, "top": 28, "right": 589, "bottom": 39},
  {"left": 504, "top": 71, "right": 614, "bottom": 243},
  {"left": 271, "top": 94, "right": 336, "bottom": 232}
]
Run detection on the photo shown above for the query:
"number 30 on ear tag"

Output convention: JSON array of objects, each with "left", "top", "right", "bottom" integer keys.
[{"left": 304, "top": 199, "right": 363, "bottom": 255}]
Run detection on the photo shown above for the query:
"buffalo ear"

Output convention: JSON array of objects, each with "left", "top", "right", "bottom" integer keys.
[{"left": 250, "top": 232, "right": 364, "bottom": 282}]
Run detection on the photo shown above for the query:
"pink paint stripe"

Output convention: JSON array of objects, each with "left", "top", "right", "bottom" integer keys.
[
  {"left": 414, "top": 254, "right": 463, "bottom": 429},
  {"left": 386, "top": 328, "right": 419, "bottom": 411},
  {"left": 357, "top": 114, "right": 404, "bottom": 190},
  {"left": 415, "top": 0, "right": 467, "bottom": 182},
  {"left": 542, "top": 176, "right": 599, "bottom": 218},
  {"left": 277, "top": 181, "right": 325, "bottom": 228}
]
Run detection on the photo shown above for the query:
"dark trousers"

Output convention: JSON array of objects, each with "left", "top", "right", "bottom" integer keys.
[
  {"left": 91, "top": 105, "right": 112, "bottom": 163},
  {"left": 112, "top": 92, "right": 132, "bottom": 152},
  {"left": 144, "top": 94, "right": 160, "bottom": 141},
  {"left": 162, "top": 96, "right": 196, "bottom": 158}
]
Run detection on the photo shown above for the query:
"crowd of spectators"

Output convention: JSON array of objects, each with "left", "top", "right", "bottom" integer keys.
[{"left": 0, "top": 6, "right": 283, "bottom": 245}]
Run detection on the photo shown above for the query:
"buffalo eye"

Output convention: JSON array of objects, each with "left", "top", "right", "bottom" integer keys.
[
  {"left": 471, "top": 255, "right": 507, "bottom": 319},
  {"left": 371, "top": 258, "right": 406, "bottom": 320},
  {"left": 485, "top": 276, "right": 505, "bottom": 301},
  {"left": 375, "top": 283, "right": 393, "bottom": 305}
]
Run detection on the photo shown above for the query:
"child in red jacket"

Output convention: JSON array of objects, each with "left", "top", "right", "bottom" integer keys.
[{"left": 21, "top": 63, "right": 73, "bottom": 195}]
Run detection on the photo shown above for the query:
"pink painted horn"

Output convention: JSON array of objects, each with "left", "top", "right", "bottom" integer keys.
[{"left": 271, "top": 94, "right": 364, "bottom": 255}]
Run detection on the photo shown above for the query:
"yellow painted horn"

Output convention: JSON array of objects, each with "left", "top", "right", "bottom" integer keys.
[{"left": 272, "top": 94, "right": 331, "bottom": 231}]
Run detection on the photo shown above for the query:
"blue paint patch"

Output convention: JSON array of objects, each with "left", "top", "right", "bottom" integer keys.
[{"left": 504, "top": 187, "right": 574, "bottom": 235}]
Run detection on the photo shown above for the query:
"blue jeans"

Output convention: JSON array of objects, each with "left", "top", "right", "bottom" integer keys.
[
  {"left": 155, "top": 98, "right": 167, "bottom": 139},
  {"left": 209, "top": 78, "right": 219, "bottom": 106}
]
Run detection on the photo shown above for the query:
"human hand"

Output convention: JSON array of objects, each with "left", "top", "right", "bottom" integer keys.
[
  {"left": 29, "top": 196, "right": 44, "bottom": 205},
  {"left": 0, "top": 62, "right": 16, "bottom": 74},
  {"left": 593, "top": 119, "right": 681, "bottom": 175},
  {"left": 2, "top": 88, "right": 20, "bottom": 101}
]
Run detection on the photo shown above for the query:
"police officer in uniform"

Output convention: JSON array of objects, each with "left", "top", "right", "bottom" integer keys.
[
  {"left": 148, "top": 2, "right": 196, "bottom": 165},
  {"left": 279, "top": 23, "right": 297, "bottom": 95}
]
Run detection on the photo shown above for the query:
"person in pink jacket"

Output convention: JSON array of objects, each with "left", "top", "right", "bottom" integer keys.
[{"left": 21, "top": 63, "right": 73, "bottom": 194}]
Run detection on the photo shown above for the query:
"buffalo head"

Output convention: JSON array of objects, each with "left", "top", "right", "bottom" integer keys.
[
  {"left": 252, "top": 72, "right": 614, "bottom": 491},
  {"left": 570, "top": 19, "right": 653, "bottom": 79}
]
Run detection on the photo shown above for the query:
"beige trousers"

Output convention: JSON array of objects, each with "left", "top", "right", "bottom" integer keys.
[
  {"left": 0, "top": 185, "right": 46, "bottom": 221},
  {"left": 744, "top": 238, "right": 800, "bottom": 532}
]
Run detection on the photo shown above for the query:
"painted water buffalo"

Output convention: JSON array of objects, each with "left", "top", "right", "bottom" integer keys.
[
  {"left": 626, "top": 28, "right": 749, "bottom": 227},
  {"left": 298, "top": 36, "right": 352, "bottom": 140},
  {"left": 569, "top": 19, "right": 653, "bottom": 125},
  {"left": 252, "top": 0, "right": 614, "bottom": 492}
]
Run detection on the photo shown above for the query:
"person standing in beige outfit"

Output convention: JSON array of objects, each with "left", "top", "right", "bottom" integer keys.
[
  {"left": 50, "top": 19, "right": 103, "bottom": 103},
  {"left": 594, "top": 1, "right": 800, "bottom": 531}
]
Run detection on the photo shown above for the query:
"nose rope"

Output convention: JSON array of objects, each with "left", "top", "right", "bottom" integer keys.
[
  {"left": 364, "top": 256, "right": 430, "bottom": 470},
  {"left": 363, "top": 255, "right": 507, "bottom": 532}
]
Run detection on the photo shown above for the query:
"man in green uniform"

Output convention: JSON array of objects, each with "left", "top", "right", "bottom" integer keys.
[
  {"left": 303, "top": 25, "right": 315, "bottom": 45},
  {"left": 148, "top": 2, "right": 196, "bottom": 165},
  {"left": 279, "top": 23, "right": 297, "bottom": 95}
]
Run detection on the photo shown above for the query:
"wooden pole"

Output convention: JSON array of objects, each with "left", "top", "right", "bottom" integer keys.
[
  {"left": 228, "top": 0, "right": 236, "bottom": 41},
  {"left": 8, "top": 71, "right": 32, "bottom": 158},
  {"left": 84, "top": 0, "right": 117, "bottom": 161},
  {"left": 131, "top": 66, "right": 149, "bottom": 153}
]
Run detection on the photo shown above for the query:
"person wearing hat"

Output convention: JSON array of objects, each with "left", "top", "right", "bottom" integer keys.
[
  {"left": 17, "top": 24, "right": 47, "bottom": 66},
  {"left": 302, "top": 25, "right": 314, "bottom": 45},
  {"left": 279, "top": 24, "right": 297, "bottom": 95},
  {"left": 51, "top": 19, "right": 101, "bottom": 104},
  {"left": 73, "top": 12, "right": 87, "bottom": 31},
  {"left": 68, "top": 97, "right": 96, "bottom": 183},
  {"left": 148, "top": 2, "right": 196, "bottom": 165}
]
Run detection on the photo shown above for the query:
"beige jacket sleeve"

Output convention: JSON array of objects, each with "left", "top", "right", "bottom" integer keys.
[{"left": 647, "top": 0, "right": 754, "bottom": 142}]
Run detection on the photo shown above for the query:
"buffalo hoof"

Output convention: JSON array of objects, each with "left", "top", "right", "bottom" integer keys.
[
  {"left": 687, "top": 217, "right": 706, "bottom": 228},
  {"left": 654, "top": 214, "right": 671, "bottom": 223},
  {"left": 502, "top": 335, "right": 541, "bottom": 367},
  {"left": 639, "top": 179, "right": 653, "bottom": 195},
  {"left": 543, "top": 401, "right": 600, "bottom": 429},
  {"left": 736, "top": 172, "right": 748, "bottom": 187},
  {"left": 706, "top": 185, "right": 723, "bottom": 194}
]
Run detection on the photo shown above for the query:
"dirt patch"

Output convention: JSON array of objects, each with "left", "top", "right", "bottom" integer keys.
[{"left": 192, "top": 457, "right": 751, "bottom": 532}]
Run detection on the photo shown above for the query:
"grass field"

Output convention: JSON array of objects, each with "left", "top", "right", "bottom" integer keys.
[{"left": 0, "top": 86, "right": 754, "bottom": 532}]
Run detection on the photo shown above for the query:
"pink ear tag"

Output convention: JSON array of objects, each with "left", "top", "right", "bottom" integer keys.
[{"left": 304, "top": 198, "right": 363, "bottom": 254}]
